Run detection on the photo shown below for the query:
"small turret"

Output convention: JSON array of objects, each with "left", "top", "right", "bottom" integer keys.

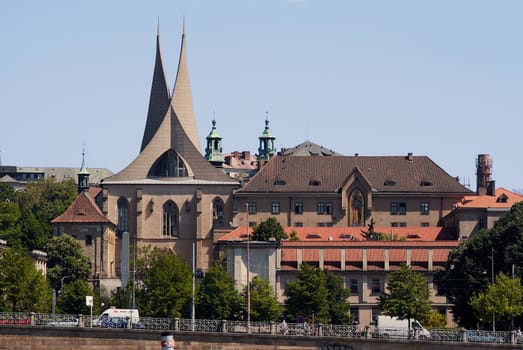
[
  {"left": 205, "top": 117, "right": 224, "bottom": 167},
  {"left": 257, "top": 112, "right": 276, "bottom": 166},
  {"left": 78, "top": 151, "right": 90, "bottom": 194}
]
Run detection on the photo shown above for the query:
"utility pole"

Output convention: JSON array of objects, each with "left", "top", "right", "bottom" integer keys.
[{"left": 492, "top": 247, "right": 495, "bottom": 332}]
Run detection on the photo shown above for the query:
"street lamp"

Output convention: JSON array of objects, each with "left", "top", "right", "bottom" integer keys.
[{"left": 245, "top": 202, "right": 251, "bottom": 334}]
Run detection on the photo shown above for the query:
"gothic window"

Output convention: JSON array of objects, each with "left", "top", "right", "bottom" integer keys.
[
  {"left": 349, "top": 189, "right": 364, "bottom": 226},
  {"left": 213, "top": 198, "right": 224, "bottom": 227},
  {"left": 117, "top": 197, "right": 129, "bottom": 235},
  {"left": 149, "top": 149, "right": 188, "bottom": 177},
  {"left": 163, "top": 201, "right": 179, "bottom": 237}
]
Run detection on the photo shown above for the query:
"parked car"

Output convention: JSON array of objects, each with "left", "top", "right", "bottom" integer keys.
[{"left": 47, "top": 318, "right": 79, "bottom": 327}]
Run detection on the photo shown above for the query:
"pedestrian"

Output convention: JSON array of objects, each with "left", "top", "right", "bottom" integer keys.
[{"left": 279, "top": 319, "right": 288, "bottom": 335}]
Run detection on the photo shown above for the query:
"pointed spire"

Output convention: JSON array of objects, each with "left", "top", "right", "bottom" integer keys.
[
  {"left": 78, "top": 148, "right": 90, "bottom": 194},
  {"left": 140, "top": 25, "right": 171, "bottom": 152},
  {"left": 170, "top": 20, "right": 201, "bottom": 152}
]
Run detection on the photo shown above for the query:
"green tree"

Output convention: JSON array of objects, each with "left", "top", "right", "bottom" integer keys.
[
  {"left": 0, "top": 201, "right": 21, "bottom": 245},
  {"left": 17, "top": 178, "right": 76, "bottom": 250},
  {"left": 196, "top": 258, "right": 242, "bottom": 320},
  {"left": 425, "top": 310, "right": 447, "bottom": 328},
  {"left": 436, "top": 202, "right": 523, "bottom": 328},
  {"left": 252, "top": 217, "right": 288, "bottom": 241},
  {"left": 379, "top": 264, "right": 431, "bottom": 329},
  {"left": 136, "top": 247, "right": 192, "bottom": 318},
  {"left": 0, "top": 248, "right": 52, "bottom": 312},
  {"left": 45, "top": 234, "right": 90, "bottom": 291},
  {"left": 470, "top": 272, "right": 523, "bottom": 329},
  {"left": 242, "top": 276, "right": 280, "bottom": 322},
  {"left": 57, "top": 279, "right": 95, "bottom": 314},
  {"left": 325, "top": 269, "right": 351, "bottom": 324},
  {"left": 285, "top": 264, "right": 330, "bottom": 323}
]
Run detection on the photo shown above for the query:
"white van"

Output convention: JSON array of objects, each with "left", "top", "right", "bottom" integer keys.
[
  {"left": 375, "top": 315, "right": 430, "bottom": 339},
  {"left": 92, "top": 308, "right": 140, "bottom": 327}
]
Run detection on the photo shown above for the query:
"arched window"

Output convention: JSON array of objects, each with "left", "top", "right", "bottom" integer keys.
[
  {"left": 163, "top": 201, "right": 179, "bottom": 237},
  {"left": 349, "top": 189, "right": 365, "bottom": 226},
  {"left": 117, "top": 197, "right": 129, "bottom": 235},
  {"left": 149, "top": 149, "right": 188, "bottom": 177},
  {"left": 213, "top": 198, "right": 224, "bottom": 227}
]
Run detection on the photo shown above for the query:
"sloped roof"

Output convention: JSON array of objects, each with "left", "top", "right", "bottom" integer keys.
[
  {"left": 51, "top": 191, "right": 113, "bottom": 225},
  {"left": 238, "top": 155, "right": 471, "bottom": 194},
  {"left": 219, "top": 226, "right": 457, "bottom": 242},
  {"left": 456, "top": 187, "right": 523, "bottom": 209},
  {"left": 280, "top": 141, "right": 343, "bottom": 156}
]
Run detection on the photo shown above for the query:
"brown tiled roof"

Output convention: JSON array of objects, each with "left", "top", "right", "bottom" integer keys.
[
  {"left": 52, "top": 191, "right": 113, "bottom": 225},
  {"left": 238, "top": 155, "right": 471, "bottom": 194}
]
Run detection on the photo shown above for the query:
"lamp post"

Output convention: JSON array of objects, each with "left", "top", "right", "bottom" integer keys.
[
  {"left": 245, "top": 202, "right": 251, "bottom": 334},
  {"left": 492, "top": 247, "right": 495, "bottom": 332}
]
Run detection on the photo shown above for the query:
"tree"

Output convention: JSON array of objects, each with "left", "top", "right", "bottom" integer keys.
[
  {"left": 435, "top": 202, "right": 523, "bottom": 328},
  {"left": 0, "top": 248, "right": 52, "bottom": 312},
  {"left": 241, "top": 276, "right": 280, "bottom": 322},
  {"left": 45, "top": 234, "right": 90, "bottom": 291},
  {"left": 424, "top": 310, "right": 447, "bottom": 328},
  {"left": 469, "top": 272, "right": 523, "bottom": 330},
  {"left": 196, "top": 258, "right": 242, "bottom": 320},
  {"left": 285, "top": 264, "right": 330, "bottom": 324},
  {"left": 57, "top": 279, "right": 95, "bottom": 314},
  {"left": 325, "top": 269, "right": 351, "bottom": 324},
  {"left": 17, "top": 178, "right": 76, "bottom": 250},
  {"left": 136, "top": 247, "right": 192, "bottom": 318},
  {"left": 379, "top": 264, "right": 431, "bottom": 329},
  {"left": 252, "top": 217, "right": 288, "bottom": 241}
]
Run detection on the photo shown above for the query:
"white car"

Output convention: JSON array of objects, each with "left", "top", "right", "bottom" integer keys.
[{"left": 47, "top": 318, "right": 79, "bottom": 327}]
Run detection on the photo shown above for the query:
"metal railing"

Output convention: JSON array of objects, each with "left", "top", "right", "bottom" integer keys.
[{"left": 0, "top": 312, "right": 518, "bottom": 345}]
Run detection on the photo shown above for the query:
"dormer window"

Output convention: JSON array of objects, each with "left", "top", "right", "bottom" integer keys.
[
  {"left": 384, "top": 180, "right": 396, "bottom": 186},
  {"left": 274, "top": 179, "right": 286, "bottom": 186},
  {"left": 497, "top": 194, "right": 508, "bottom": 203},
  {"left": 306, "top": 233, "right": 321, "bottom": 239},
  {"left": 310, "top": 179, "right": 321, "bottom": 186},
  {"left": 420, "top": 181, "right": 433, "bottom": 187}
]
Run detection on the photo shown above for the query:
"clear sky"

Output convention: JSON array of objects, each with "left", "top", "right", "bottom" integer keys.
[{"left": 1, "top": 1, "right": 522, "bottom": 191}]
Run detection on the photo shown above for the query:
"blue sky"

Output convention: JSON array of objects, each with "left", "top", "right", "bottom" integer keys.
[{"left": 1, "top": 1, "right": 522, "bottom": 191}]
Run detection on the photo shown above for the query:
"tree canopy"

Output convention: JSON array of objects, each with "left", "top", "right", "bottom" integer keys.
[
  {"left": 378, "top": 264, "right": 431, "bottom": 325},
  {"left": 252, "top": 217, "right": 288, "bottom": 241},
  {"left": 435, "top": 201, "right": 523, "bottom": 328},
  {"left": 242, "top": 276, "right": 280, "bottom": 322}
]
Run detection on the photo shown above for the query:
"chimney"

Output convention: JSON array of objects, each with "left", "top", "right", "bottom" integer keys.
[
  {"left": 242, "top": 151, "right": 250, "bottom": 160},
  {"left": 487, "top": 180, "right": 496, "bottom": 196},
  {"left": 406, "top": 152, "right": 413, "bottom": 161},
  {"left": 476, "top": 154, "right": 492, "bottom": 196}
]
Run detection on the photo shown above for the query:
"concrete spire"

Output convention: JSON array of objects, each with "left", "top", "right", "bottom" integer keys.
[
  {"left": 140, "top": 26, "right": 171, "bottom": 152},
  {"left": 170, "top": 21, "right": 201, "bottom": 152}
]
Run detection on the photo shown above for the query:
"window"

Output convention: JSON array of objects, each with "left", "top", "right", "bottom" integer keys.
[
  {"left": 398, "top": 202, "right": 407, "bottom": 215},
  {"left": 213, "top": 198, "right": 224, "bottom": 227},
  {"left": 317, "top": 202, "right": 325, "bottom": 214},
  {"left": 149, "top": 149, "right": 188, "bottom": 177},
  {"left": 350, "top": 308, "right": 359, "bottom": 323},
  {"left": 247, "top": 202, "right": 257, "bottom": 214},
  {"left": 421, "top": 222, "right": 429, "bottom": 227},
  {"left": 391, "top": 222, "right": 406, "bottom": 227},
  {"left": 350, "top": 279, "right": 359, "bottom": 294},
  {"left": 325, "top": 202, "right": 333, "bottom": 215},
  {"left": 371, "top": 279, "right": 381, "bottom": 294},
  {"left": 117, "top": 197, "right": 129, "bottom": 235},
  {"left": 294, "top": 202, "right": 303, "bottom": 214},
  {"left": 420, "top": 202, "right": 429, "bottom": 215},
  {"left": 390, "top": 202, "right": 398, "bottom": 215},
  {"left": 317, "top": 222, "right": 325, "bottom": 227},
  {"left": 271, "top": 202, "right": 280, "bottom": 214},
  {"left": 294, "top": 222, "right": 303, "bottom": 227},
  {"left": 85, "top": 235, "right": 92, "bottom": 246},
  {"left": 163, "top": 201, "right": 178, "bottom": 237}
]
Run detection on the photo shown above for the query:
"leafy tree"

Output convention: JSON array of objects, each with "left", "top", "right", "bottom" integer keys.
[
  {"left": 241, "top": 276, "right": 280, "bottom": 322},
  {"left": 425, "top": 310, "right": 447, "bottom": 328},
  {"left": 136, "top": 247, "right": 192, "bottom": 318},
  {"left": 17, "top": 178, "right": 76, "bottom": 250},
  {"left": 379, "top": 264, "right": 431, "bottom": 329},
  {"left": 436, "top": 202, "right": 523, "bottom": 328},
  {"left": 0, "top": 248, "right": 52, "bottom": 312},
  {"left": 196, "top": 258, "right": 242, "bottom": 320},
  {"left": 285, "top": 264, "right": 330, "bottom": 323},
  {"left": 57, "top": 279, "right": 95, "bottom": 314},
  {"left": 252, "top": 217, "right": 288, "bottom": 241},
  {"left": 0, "top": 201, "right": 21, "bottom": 245},
  {"left": 469, "top": 272, "right": 523, "bottom": 330},
  {"left": 45, "top": 234, "right": 90, "bottom": 291},
  {"left": 325, "top": 269, "right": 351, "bottom": 324}
]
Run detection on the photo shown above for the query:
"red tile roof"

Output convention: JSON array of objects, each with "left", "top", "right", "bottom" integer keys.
[
  {"left": 456, "top": 187, "right": 523, "bottom": 209},
  {"left": 52, "top": 191, "right": 113, "bottom": 224}
]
